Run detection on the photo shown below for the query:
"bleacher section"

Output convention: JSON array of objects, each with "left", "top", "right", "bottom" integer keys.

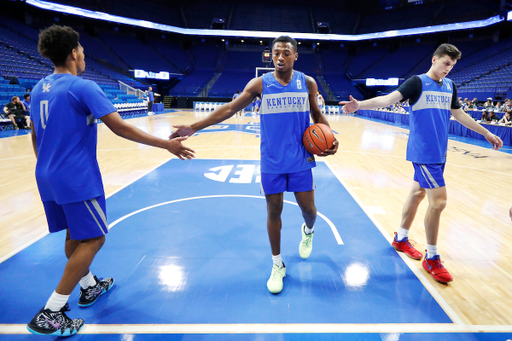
[{"left": 230, "top": 4, "right": 312, "bottom": 33}]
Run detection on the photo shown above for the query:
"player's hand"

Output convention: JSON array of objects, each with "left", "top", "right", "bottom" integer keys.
[
  {"left": 509, "top": 206, "right": 512, "bottom": 221},
  {"left": 320, "top": 140, "right": 339, "bottom": 157},
  {"left": 484, "top": 132, "right": 503, "bottom": 150},
  {"left": 339, "top": 95, "right": 359, "bottom": 114},
  {"left": 170, "top": 125, "right": 196, "bottom": 139},
  {"left": 165, "top": 136, "right": 195, "bottom": 160}
]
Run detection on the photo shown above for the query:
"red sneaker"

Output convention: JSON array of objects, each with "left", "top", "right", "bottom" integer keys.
[
  {"left": 392, "top": 232, "right": 423, "bottom": 260},
  {"left": 422, "top": 254, "right": 453, "bottom": 284}
]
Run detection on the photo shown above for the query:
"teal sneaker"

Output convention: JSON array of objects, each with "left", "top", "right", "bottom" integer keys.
[
  {"left": 299, "top": 223, "right": 314, "bottom": 259},
  {"left": 266, "top": 263, "right": 286, "bottom": 294}
]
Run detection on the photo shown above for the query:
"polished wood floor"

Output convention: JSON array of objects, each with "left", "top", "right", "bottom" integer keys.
[{"left": 1, "top": 110, "right": 511, "bottom": 327}]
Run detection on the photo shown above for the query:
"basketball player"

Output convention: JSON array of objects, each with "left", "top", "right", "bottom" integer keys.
[
  {"left": 27, "top": 25, "right": 194, "bottom": 336},
  {"left": 341, "top": 44, "right": 503, "bottom": 284},
  {"left": 171, "top": 36, "right": 338, "bottom": 294},
  {"left": 317, "top": 91, "right": 325, "bottom": 114}
]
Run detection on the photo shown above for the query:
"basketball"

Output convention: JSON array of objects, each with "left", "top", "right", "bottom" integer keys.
[{"left": 303, "top": 123, "right": 335, "bottom": 155}]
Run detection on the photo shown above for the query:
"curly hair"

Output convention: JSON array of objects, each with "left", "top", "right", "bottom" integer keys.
[{"left": 38, "top": 25, "right": 80, "bottom": 66}]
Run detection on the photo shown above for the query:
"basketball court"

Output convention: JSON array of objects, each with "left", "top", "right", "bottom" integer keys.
[{"left": 0, "top": 110, "right": 511, "bottom": 340}]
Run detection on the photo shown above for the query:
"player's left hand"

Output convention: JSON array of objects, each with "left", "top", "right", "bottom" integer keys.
[
  {"left": 484, "top": 132, "right": 503, "bottom": 150},
  {"left": 170, "top": 125, "right": 196, "bottom": 139},
  {"left": 320, "top": 139, "right": 339, "bottom": 157}
]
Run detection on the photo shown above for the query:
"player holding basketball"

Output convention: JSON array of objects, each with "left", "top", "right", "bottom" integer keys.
[
  {"left": 171, "top": 36, "right": 338, "bottom": 294},
  {"left": 341, "top": 44, "right": 503, "bottom": 284},
  {"left": 27, "top": 25, "right": 194, "bottom": 336}
]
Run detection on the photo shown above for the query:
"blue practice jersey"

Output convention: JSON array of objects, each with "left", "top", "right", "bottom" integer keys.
[
  {"left": 31, "top": 74, "right": 116, "bottom": 204},
  {"left": 406, "top": 74, "right": 454, "bottom": 164},
  {"left": 260, "top": 71, "right": 315, "bottom": 174},
  {"left": 148, "top": 91, "right": 154, "bottom": 101}
]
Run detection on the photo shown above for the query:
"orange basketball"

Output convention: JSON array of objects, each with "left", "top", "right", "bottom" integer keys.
[{"left": 303, "top": 123, "right": 335, "bottom": 155}]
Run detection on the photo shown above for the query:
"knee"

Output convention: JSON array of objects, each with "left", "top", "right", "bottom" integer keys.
[
  {"left": 430, "top": 199, "right": 447, "bottom": 212},
  {"left": 301, "top": 204, "right": 317, "bottom": 218},
  {"left": 267, "top": 203, "right": 283, "bottom": 219}
]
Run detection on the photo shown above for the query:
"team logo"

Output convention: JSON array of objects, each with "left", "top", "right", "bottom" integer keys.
[
  {"left": 42, "top": 83, "right": 51, "bottom": 92},
  {"left": 297, "top": 80, "right": 302, "bottom": 89}
]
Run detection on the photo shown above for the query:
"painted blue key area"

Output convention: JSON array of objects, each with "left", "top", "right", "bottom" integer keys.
[{"left": 0, "top": 159, "right": 449, "bottom": 328}]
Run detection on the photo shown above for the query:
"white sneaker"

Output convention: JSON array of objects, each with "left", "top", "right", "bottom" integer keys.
[
  {"left": 266, "top": 263, "right": 286, "bottom": 294},
  {"left": 299, "top": 223, "right": 314, "bottom": 259}
]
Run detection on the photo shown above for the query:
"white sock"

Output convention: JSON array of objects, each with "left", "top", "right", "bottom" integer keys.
[
  {"left": 79, "top": 271, "right": 97, "bottom": 289},
  {"left": 44, "top": 291, "right": 70, "bottom": 312},
  {"left": 272, "top": 254, "right": 283, "bottom": 268},
  {"left": 426, "top": 244, "right": 439, "bottom": 259},
  {"left": 397, "top": 227, "right": 410, "bottom": 241},
  {"left": 304, "top": 224, "right": 314, "bottom": 235}
]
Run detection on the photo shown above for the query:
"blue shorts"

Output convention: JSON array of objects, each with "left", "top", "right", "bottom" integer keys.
[
  {"left": 412, "top": 163, "right": 446, "bottom": 189},
  {"left": 261, "top": 169, "right": 315, "bottom": 195},
  {"left": 43, "top": 196, "right": 109, "bottom": 240}
]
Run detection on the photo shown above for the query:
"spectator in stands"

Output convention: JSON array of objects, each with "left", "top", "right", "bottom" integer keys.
[
  {"left": 480, "top": 109, "right": 490, "bottom": 123},
  {"left": 484, "top": 98, "right": 493, "bottom": 109},
  {"left": 488, "top": 109, "right": 500, "bottom": 122},
  {"left": 3, "top": 96, "right": 30, "bottom": 129},
  {"left": 467, "top": 98, "right": 478, "bottom": 110},
  {"left": 233, "top": 90, "right": 242, "bottom": 117},
  {"left": 498, "top": 111, "right": 511, "bottom": 125},
  {"left": 317, "top": 91, "right": 325, "bottom": 113},
  {"left": 495, "top": 102, "right": 504, "bottom": 112},
  {"left": 22, "top": 94, "right": 31, "bottom": 113},
  {"left": 147, "top": 86, "right": 159, "bottom": 115}
]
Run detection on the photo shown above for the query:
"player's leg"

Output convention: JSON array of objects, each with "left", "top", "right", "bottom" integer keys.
[
  {"left": 261, "top": 172, "right": 287, "bottom": 294},
  {"left": 290, "top": 169, "right": 316, "bottom": 259},
  {"left": 28, "top": 197, "right": 114, "bottom": 336},
  {"left": 294, "top": 190, "right": 316, "bottom": 259},
  {"left": 416, "top": 163, "right": 453, "bottom": 283},
  {"left": 392, "top": 180, "right": 425, "bottom": 260}
]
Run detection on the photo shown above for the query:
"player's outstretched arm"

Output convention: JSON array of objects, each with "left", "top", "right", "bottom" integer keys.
[
  {"left": 101, "top": 111, "right": 195, "bottom": 160},
  {"left": 340, "top": 91, "right": 403, "bottom": 114},
  {"left": 451, "top": 108, "right": 503, "bottom": 150},
  {"left": 170, "top": 77, "right": 262, "bottom": 138}
]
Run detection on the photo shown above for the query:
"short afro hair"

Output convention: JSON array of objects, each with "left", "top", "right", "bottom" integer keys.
[{"left": 38, "top": 25, "right": 80, "bottom": 66}]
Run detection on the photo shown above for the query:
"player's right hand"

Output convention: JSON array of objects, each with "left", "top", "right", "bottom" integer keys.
[
  {"left": 170, "top": 125, "right": 196, "bottom": 139},
  {"left": 166, "top": 136, "right": 195, "bottom": 160},
  {"left": 339, "top": 95, "right": 359, "bottom": 114}
]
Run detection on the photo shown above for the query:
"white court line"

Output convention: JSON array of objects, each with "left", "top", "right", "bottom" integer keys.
[
  {"left": 2, "top": 323, "right": 512, "bottom": 334},
  {"left": 109, "top": 194, "right": 343, "bottom": 245},
  {"left": 0, "top": 157, "right": 173, "bottom": 265},
  {"left": 322, "top": 160, "right": 466, "bottom": 326}
]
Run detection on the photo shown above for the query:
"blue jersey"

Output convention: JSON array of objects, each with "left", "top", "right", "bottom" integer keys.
[
  {"left": 148, "top": 91, "right": 154, "bottom": 101},
  {"left": 31, "top": 74, "right": 116, "bottom": 204},
  {"left": 260, "top": 71, "right": 315, "bottom": 174},
  {"left": 407, "top": 74, "right": 454, "bottom": 164},
  {"left": 22, "top": 99, "right": 30, "bottom": 111}
]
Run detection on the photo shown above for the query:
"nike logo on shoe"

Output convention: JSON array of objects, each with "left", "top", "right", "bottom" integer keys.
[{"left": 43, "top": 315, "right": 60, "bottom": 330}]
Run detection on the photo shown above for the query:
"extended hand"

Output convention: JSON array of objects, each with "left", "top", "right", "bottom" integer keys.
[
  {"left": 339, "top": 95, "right": 359, "bottom": 114},
  {"left": 320, "top": 140, "right": 339, "bottom": 157},
  {"left": 485, "top": 132, "right": 503, "bottom": 150},
  {"left": 169, "top": 125, "right": 196, "bottom": 139},
  {"left": 165, "top": 136, "right": 195, "bottom": 160}
]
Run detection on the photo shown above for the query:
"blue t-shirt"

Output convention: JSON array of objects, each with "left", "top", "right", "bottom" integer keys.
[
  {"left": 22, "top": 99, "right": 30, "bottom": 112},
  {"left": 260, "top": 71, "right": 315, "bottom": 174},
  {"left": 400, "top": 74, "right": 455, "bottom": 164},
  {"left": 30, "top": 73, "right": 116, "bottom": 204},
  {"left": 148, "top": 91, "right": 154, "bottom": 101}
]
